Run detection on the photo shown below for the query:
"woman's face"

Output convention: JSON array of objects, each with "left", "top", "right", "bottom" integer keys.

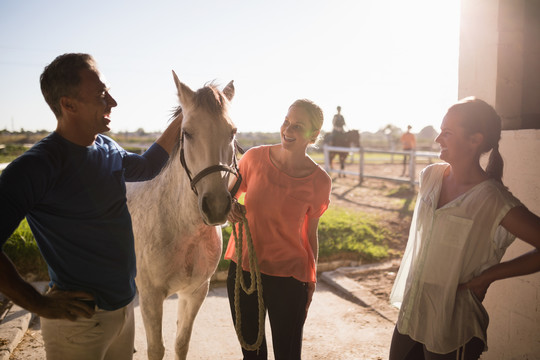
[
  {"left": 280, "top": 106, "right": 316, "bottom": 151},
  {"left": 435, "top": 111, "right": 476, "bottom": 164}
]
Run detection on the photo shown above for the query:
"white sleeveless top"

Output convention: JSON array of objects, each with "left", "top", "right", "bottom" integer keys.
[{"left": 390, "top": 163, "right": 522, "bottom": 354}]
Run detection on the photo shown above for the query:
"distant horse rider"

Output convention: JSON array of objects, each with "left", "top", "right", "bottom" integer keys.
[{"left": 332, "top": 106, "right": 346, "bottom": 145}]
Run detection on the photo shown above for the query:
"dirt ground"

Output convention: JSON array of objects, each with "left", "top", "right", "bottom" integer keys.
[{"left": 327, "top": 161, "right": 417, "bottom": 301}]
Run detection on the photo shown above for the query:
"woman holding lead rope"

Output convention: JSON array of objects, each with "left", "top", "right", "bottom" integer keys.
[{"left": 225, "top": 99, "right": 332, "bottom": 360}]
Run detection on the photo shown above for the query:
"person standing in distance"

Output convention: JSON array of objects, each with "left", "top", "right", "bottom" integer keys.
[{"left": 400, "top": 125, "right": 416, "bottom": 176}]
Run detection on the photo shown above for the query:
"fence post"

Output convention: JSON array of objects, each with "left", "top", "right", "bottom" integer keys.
[
  {"left": 323, "top": 145, "right": 330, "bottom": 173},
  {"left": 359, "top": 148, "right": 364, "bottom": 184},
  {"left": 409, "top": 150, "right": 416, "bottom": 188}
]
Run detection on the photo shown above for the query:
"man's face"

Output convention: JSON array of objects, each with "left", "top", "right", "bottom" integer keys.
[{"left": 72, "top": 68, "right": 117, "bottom": 136}]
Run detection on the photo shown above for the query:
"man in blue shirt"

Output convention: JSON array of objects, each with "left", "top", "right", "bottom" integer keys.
[{"left": 0, "top": 53, "right": 182, "bottom": 359}]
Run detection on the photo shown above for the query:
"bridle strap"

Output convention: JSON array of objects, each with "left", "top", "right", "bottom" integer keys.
[
  {"left": 179, "top": 131, "right": 243, "bottom": 196},
  {"left": 190, "top": 164, "right": 237, "bottom": 192}
]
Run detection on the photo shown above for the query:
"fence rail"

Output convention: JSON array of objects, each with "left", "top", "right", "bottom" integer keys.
[{"left": 322, "top": 144, "right": 439, "bottom": 187}]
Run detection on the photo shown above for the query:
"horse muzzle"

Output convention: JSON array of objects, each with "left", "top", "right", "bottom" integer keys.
[{"left": 199, "top": 190, "right": 232, "bottom": 226}]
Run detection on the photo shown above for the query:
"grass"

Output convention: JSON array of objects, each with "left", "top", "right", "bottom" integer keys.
[
  {"left": 0, "top": 144, "right": 29, "bottom": 163},
  {"left": 6, "top": 207, "right": 391, "bottom": 280},
  {"left": 318, "top": 207, "right": 389, "bottom": 262},
  {"left": 3, "top": 219, "right": 49, "bottom": 280}
]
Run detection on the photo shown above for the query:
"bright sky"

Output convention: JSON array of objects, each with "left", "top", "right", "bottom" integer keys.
[{"left": 0, "top": 0, "right": 460, "bottom": 134}]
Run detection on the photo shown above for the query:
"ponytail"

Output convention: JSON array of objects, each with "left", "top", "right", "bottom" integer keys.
[{"left": 486, "top": 144, "right": 504, "bottom": 184}]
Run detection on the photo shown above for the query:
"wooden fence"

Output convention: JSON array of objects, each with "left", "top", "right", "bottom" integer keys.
[{"left": 322, "top": 144, "right": 440, "bottom": 187}]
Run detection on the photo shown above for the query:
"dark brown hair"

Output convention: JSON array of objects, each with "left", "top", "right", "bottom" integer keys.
[
  {"left": 447, "top": 97, "right": 504, "bottom": 183},
  {"left": 40, "top": 53, "right": 97, "bottom": 118}
]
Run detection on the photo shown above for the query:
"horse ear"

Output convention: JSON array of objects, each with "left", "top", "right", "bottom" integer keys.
[
  {"left": 172, "top": 70, "right": 195, "bottom": 108},
  {"left": 223, "top": 80, "right": 235, "bottom": 101}
]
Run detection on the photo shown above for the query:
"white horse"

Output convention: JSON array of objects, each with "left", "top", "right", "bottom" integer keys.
[{"left": 127, "top": 71, "right": 238, "bottom": 360}]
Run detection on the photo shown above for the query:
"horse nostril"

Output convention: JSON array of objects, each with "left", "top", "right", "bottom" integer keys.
[
  {"left": 201, "top": 193, "right": 232, "bottom": 224},
  {"left": 201, "top": 195, "right": 211, "bottom": 215}
]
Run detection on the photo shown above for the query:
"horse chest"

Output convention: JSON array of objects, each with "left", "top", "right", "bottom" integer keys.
[{"left": 164, "top": 228, "right": 221, "bottom": 271}]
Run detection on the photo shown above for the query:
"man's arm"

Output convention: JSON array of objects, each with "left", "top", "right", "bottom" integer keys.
[
  {"left": 123, "top": 113, "right": 183, "bottom": 182},
  {"left": 0, "top": 251, "right": 44, "bottom": 312},
  {"left": 0, "top": 251, "right": 94, "bottom": 320},
  {"left": 155, "top": 112, "right": 183, "bottom": 155}
]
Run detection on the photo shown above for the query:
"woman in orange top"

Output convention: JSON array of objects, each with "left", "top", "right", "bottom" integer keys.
[{"left": 225, "top": 99, "right": 332, "bottom": 360}]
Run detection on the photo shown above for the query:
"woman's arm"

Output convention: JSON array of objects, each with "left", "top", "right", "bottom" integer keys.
[
  {"left": 307, "top": 216, "right": 320, "bottom": 265},
  {"left": 459, "top": 206, "right": 540, "bottom": 300},
  {"left": 305, "top": 216, "right": 321, "bottom": 317}
]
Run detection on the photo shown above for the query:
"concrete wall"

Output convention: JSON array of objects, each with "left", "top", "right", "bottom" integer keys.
[
  {"left": 459, "top": 0, "right": 540, "bottom": 358},
  {"left": 483, "top": 130, "right": 540, "bottom": 359}
]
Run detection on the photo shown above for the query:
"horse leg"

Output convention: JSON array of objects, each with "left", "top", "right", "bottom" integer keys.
[
  {"left": 340, "top": 155, "right": 346, "bottom": 177},
  {"left": 139, "top": 286, "right": 168, "bottom": 360},
  {"left": 174, "top": 281, "right": 210, "bottom": 360}
]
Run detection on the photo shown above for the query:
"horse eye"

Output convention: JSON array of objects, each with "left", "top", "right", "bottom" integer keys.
[{"left": 183, "top": 131, "right": 193, "bottom": 140}]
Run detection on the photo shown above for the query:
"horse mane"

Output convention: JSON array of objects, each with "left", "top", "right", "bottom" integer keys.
[
  {"left": 168, "top": 107, "right": 183, "bottom": 159},
  {"left": 193, "top": 83, "right": 229, "bottom": 116}
]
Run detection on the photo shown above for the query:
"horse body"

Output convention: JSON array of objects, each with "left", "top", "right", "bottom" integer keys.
[
  {"left": 127, "top": 72, "right": 236, "bottom": 360},
  {"left": 325, "top": 130, "right": 361, "bottom": 175}
]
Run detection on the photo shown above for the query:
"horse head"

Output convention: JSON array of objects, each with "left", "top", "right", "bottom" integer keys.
[{"left": 173, "top": 71, "right": 237, "bottom": 226}]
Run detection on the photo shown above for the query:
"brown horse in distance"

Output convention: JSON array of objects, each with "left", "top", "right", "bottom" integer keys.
[{"left": 324, "top": 130, "right": 361, "bottom": 176}]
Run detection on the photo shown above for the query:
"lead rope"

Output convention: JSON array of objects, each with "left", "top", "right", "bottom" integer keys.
[{"left": 232, "top": 213, "right": 265, "bottom": 352}]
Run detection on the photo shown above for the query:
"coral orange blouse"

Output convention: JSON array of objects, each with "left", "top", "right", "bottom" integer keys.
[{"left": 224, "top": 145, "right": 331, "bottom": 283}]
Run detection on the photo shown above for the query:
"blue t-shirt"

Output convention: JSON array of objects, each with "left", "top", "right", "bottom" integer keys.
[{"left": 0, "top": 132, "right": 169, "bottom": 310}]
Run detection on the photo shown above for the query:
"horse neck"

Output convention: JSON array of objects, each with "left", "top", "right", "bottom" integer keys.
[
  {"left": 155, "top": 150, "right": 203, "bottom": 226},
  {"left": 347, "top": 131, "right": 359, "bottom": 146}
]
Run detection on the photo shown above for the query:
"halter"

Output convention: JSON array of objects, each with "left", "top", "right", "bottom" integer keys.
[{"left": 179, "top": 130, "right": 243, "bottom": 197}]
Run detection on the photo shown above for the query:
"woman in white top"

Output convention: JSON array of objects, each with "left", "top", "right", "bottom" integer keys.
[{"left": 389, "top": 97, "right": 540, "bottom": 360}]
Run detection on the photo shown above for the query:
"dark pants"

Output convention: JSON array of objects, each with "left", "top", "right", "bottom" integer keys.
[
  {"left": 227, "top": 262, "right": 308, "bottom": 360},
  {"left": 389, "top": 326, "right": 484, "bottom": 360},
  {"left": 402, "top": 149, "right": 411, "bottom": 175}
]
